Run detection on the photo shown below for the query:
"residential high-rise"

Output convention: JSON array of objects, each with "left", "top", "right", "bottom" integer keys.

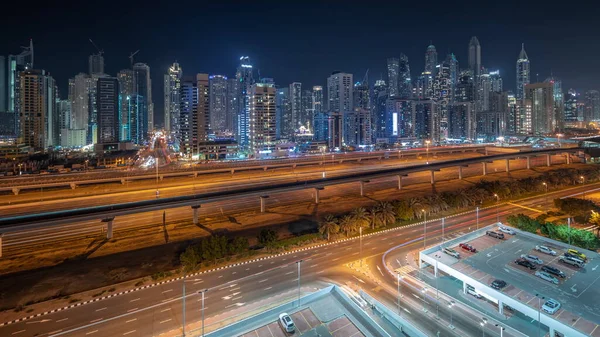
[
  {"left": 96, "top": 77, "right": 120, "bottom": 144},
  {"left": 89, "top": 53, "right": 104, "bottom": 76},
  {"left": 478, "top": 70, "right": 491, "bottom": 112},
  {"left": 133, "top": 63, "right": 153, "bottom": 135},
  {"left": 300, "top": 89, "right": 313, "bottom": 128},
  {"left": 585, "top": 90, "right": 599, "bottom": 121},
  {"left": 525, "top": 82, "right": 554, "bottom": 134},
  {"left": 448, "top": 102, "right": 475, "bottom": 139},
  {"left": 289, "top": 82, "right": 302, "bottom": 131},
  {"left": 353, "top": 81, "right": 370, "bottom": 110},
  {"left": 312, "top": 86, "right": 327, "bottom": 141},
  {"left": 276, "top": 88, "right": 290, "bottom": 139},
  {"left": 468, "top": 36, "right": 481, "bottom": 77},
  {"left": 455, "top": 70, "right": 475, "bottom": 103},
  {"left": 126, "top": 95, "right": 145, "bottom": 145},
  {"left": 226, "top": 78, "right": 239, "bottom": 134},
  {"left": 414, "top": 71, "right": 433, "bottom": 99},
  {"left": 327, "top": 71, "right": 353, "bottom": 144},
  {"left": 164, "top": 62, "right": 182, "bottom": 135},
  {"left": 249, "top": 82, "right": 276, "bottom": 154},
  {"left": 564, "top": 89, "right": 578, "bottom": 123},
  {"left": 516, "top": 43, "right": 530, "bottom": 100},
  {"left": 515, "top": 99, "right": 533, "bottom": 134},
  {"left": 476, "top": 91, "right": 508, "bottom": 139},
  {"left": 209, "top": 75, "right": 228, "bottom": 134},
  {"left": 398, "top": 54, "right": 412, "bottom": 99},
  {"left": 68, "top": 73, "right": 91, "bottom": 133},
  {"left": 117, "top": 69, "right": 134, "bottom": 141},
  {"left": 507, "top": 92, "right": 517, "bottom": 134},
  {"left": 385, "top": 98, "right": 413, "bottom": 139},
  {"left": 372, "top": 80, "right": 387, "bottom": 138},
  {"left": 489, "top": 70, "right": 502, "bottom": 92},
  {"left": 312, "top": 86, "right": 323, "bottom": 115},
  {"left": 328, "top": 111, "right": 343, "bottom": 149},
  {"left": 345, "top": 108, "right": 371, "bottom": 146},
  {"left": 424, "top": 44, "right": 438, "bottom": 74},
  {"left": 179, "top": 74, "right": 209, "bottom": 156},
  {"left": 445, "top": 53, "right": 458, "bottom": 102},
  {"left": 57, "top": 99, "right": 71, "bottom": 131},
  {"left": 414, "top": 99, "right": 437, "bottom": 140},
  {"left": 18, "top": 69, "right": 56, "bottom": 149},
  {"left": 235, "top": 56, "right": 254, "bottom": 147},
  {"left": 545, "top": 76, "right": 564, "bottom": 130},
  {"left": 387, "top": 58, "right": 399, "bottom": 97},
  {"left": 433, "top": 62, "right": 452, "bottom": 132}
]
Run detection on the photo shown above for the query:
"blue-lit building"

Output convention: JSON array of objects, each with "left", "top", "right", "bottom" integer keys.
[
  {"left": 235, "top": 56, "right": 254, "bottom": 148},
  {"left": 385, "top": 98, "right": 413, "bottom": 140}
]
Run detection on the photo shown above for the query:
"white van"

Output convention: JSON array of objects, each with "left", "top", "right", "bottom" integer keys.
[{"left": 279, "top": 313, "right": 295, "bottom": 333}]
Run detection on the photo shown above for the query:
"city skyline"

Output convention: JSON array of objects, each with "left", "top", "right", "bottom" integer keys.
[{"left": 1, "top": 2, "right": 599, "bottom": 126}]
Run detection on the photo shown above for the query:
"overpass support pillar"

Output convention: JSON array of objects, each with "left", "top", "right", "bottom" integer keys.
[
  {"left": 462, "top": 282, "right": 467, "bottom": 294},
  {"left": 526, "top": 156, "right": 531, "bottom": 170},
  {"left": 314, "top": 187, "right": 324, "bottom": 204},
  {"left": 458, "top": 166, "right": 463, "bottom": 180},
  {"left": 0, "top": 233, "right": 3, "bottom": 258},
  {"left": 193, "top": 172, "right": 198, "bottom": 178},
  {"left": 498, "top": 299, "right": 504, "bottom": 314},
  {"left": 547, "top": 154, "right": 551, "bottom": 167},
  {"left": 102, "top": 218, "right": 115, "bottom": 239},
  {"left": 260, "top": 196, "right": 269, "bottom": 213},
  {"left": 120, "top": 179, "right": 126, "bottom": 185},
  {"left": 70, "top": 183, "right": 77, "bottom": 190},
  {"left": 231, "top": 169, "right": 235, "bottom": 174},
  {"left": 397, "top": 175, "right": 403, "bottom": 190},
  {"left": 482, "top": 162, "right": 487, "bottom": 176},
  {"left": 505, "top": 159, "right": 510, "bottom": 173},
  {"left": 12, "top": 187, "right": 19, "bottom": 195},
  {"left": 159, "top": 175, "right": 164, "bottom": 181},
  {"left": 549, "top": 327, "right": 556, "bottom": 337},
  {"left": 191, "top": 205, "right": 201, "bottom": 225},
  {"left": 430, "top": 170, "right": 435, "bottom": 185},
  {"left": 566, "top": 153, "right": 571, "bottom": 164},
  {"left": 263, "top": 166, "right": 268, "bottom": 171},
  {"left": 360, "top": 180, "right": 370, "bottom": 196}
]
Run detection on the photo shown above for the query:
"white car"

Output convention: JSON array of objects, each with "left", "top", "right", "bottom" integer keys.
[
  {"left": 443, "top": 247, "right": 460, "bottom": 258},
  {"left": 466, "top": 285, "right": 482, "bottom": 299},
  {"left": 535, "top": 245, "right": 557, "bottom": 256},
  {"left": 521, "top": 254, "right": 543, "bottom": 264},
  {"left": 498, "top": 226, "right": 516, "bottom": 235},
  {"left": 279, "top": 313, "right": 295, "bottom": 333},
  {"left": 535, "top": 271, "right": 559, "bottom": 285},
  {"left": 542, "top": 299, "right": 561, "bottom": 314}
]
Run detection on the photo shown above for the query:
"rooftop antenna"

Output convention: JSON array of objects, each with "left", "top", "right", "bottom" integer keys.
[
  {"left": 18, "top": 39, "right": 34, "bottom": 68},
  {"left": 362, "top": 69, "right": 369, "bottom": 86},
  {"left": 89, "top": 39, "right": 104, "bottom": 56},
  {"left": 129, "top": 50, "right": 139, "bottom": 68}
]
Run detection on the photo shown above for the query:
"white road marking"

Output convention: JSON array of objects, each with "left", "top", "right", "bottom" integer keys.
[
  {"left": 160, "top": 308, "right": 171, "bottom": 312},
  {"left": 332, "top": 258, "right": 340, "bottom": 261},
  {"left": 130, "top": 298, "right": 140, "bottom": 302},
  {"left": 259, "top": 278, "right": 269, "bottom": 283},
  {"left": 258, "top": 265, "right": 263, "bottom": 267},
  {"left": 127, "top": 308, "right": 138, "bottom": 313},
  {"left": 126, "top": 318, "right": 137, "bottom": 323},
  {"left": 310, "top": 264, "right": 318, "bottom": 268},
  {"left": 11, "top": 330, "right": 26, "bottom": 335},
  {"left": 160, "top": 319, "right": 172, "bottom": 324},
  {"left": 353, "top": 276, "right": 365, "bottom": 284},
  {"left": 90, "top": 318, "right": 103, "bottom": 323},
  {"left": 123, "top": 330, "right": 136, "bottom": 335},
  {"left": 220, "top": 284, "right": 237, "bottom": 290},
  {"left": 232, "top": 272, "right": 237, "bottom": 275},
  {"left": 285, "top": 271, "right": 294, "bottom": 275},
  {"left": 95, "top": 307, "right": 107, "bottom": 312},
  {"left": 85, "top": 330, "right": 98, "bottom": 335},
  {"left": 264, "top": 287, "right": 272, "bottom": 291},
  {"left": 194, "top": 280, "right": 203, "bottom": 285},
  {"left": 245, "top": 268, "right": 250, "bottom": 271},
  {"left": 316, "top": 270, "right": 325, "bottom": 274},
  {"left": 162, "top": 289, "right": 173, "bottom": 293},
  {"left": 56, "top": 318, "right": 68, "bottom": 323},
  {"left": 351, "top": 252, "right": 359, "bottom": 255},
  {"left": 48, "top": 330, "right": 63, "bottom": 335},
  {"left": 230, "top": 287, "right": 240, "bottom": 292}
]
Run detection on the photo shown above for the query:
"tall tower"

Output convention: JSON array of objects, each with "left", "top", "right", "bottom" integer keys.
[
  {"left": 19, "top": 69, "right": 55, "bottom": 149},
  {"left": 525, "top": 82, "right": 554, "bottom": 134},
  {"left": 516, "top": 43, "right": 530, "bottom": 100},
  {"left": 117, "top": 69, "right": 134, "bottom": 142},
  {"left": 289, "top": 82, "right": 302, "bottom": 130},
  {"left": 133, "top": 63, "right": 152, "bottom": 136},
  {"left": 164, "top": 62, "right": 182, "bottom": 135},
  {"left": 89, "top": 54, "right": 104, "bottom": 76},
  {"left": 68, "top": 73, "right": 91, "bottom": 133},
  {"left": 398, "top": 54, "right": 412, "bottom": 99},
  {"left": 585, "top": 90, "right": 600, "bottom": 121},
  {"left": 178, "top": 74, "right": 209, "bottom": 156},
  {"left": 235, "top": 56, "right": 254, "bottom": 147},
  {"left": 545, "top": 76, "right": 564, "bottom": 130},
  {"left": 209, "top": 75, "right": 228, "bottom": 134},
  {"left": 424, "top": 44, "right": 438, "bottom": 74},
  {"left": 445, "top": 53, "right": 458, "bottom": 102},
  {"left": 489, "top": 70, "right": 503, "bottom": 92},
  {"left": 468, "top": 36, "right": 481, "bottom": 76},
  {"left": 249, "top": 82, "right": 276, "bottom": 154},
  {"left": 327, "top": 71, "right": 353, "bottom": 144},
  {"left": 387, "top": 58, "right": 399, "bottom": 97},
  {"left": 96, "top": 77, "right": 120, "bottom": 144}
]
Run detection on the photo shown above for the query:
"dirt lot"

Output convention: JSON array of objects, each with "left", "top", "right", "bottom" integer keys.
[{"left": 0, "top": 163, "right": 588, "bottom": 313}]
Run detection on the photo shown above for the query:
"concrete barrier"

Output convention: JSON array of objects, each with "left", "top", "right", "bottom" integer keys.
[{"left": 359, "top": 290, "right": 427, "bottom": 337}]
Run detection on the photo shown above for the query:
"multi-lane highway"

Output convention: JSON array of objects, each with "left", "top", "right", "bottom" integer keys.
[{"left": 0, "top": 182, "right": 592, "bottom": 337}]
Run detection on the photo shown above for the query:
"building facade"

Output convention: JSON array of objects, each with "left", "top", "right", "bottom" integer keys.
[
  {"left": 387, "top": 58, "right": 399, "bottom": 97},
  {"left": 209, "top": 75, "right": 228, "bottom": 134},
  {"left": 96, "top": 77, "right": 120, "bottom": 144},
  {"left": 249, "top": 83, "right": 276, "bottom": 153},
  {"left": 164, "top": 62, "right": 182, "bottom": 135},
  {"left": 133, "top": 63, "right": 153, "bottom": 135},
  {"left": 516, "top": 44, "right": 530, "bottom": 100},
  {"left": 525, "top": 82, "right": 554, "bottom": 135}
]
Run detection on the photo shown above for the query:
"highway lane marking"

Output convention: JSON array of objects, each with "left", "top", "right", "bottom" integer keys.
[
  {"left": 259, "top": 279, "right": 269, "bottom": 283},
  {"left": 232, "top": 296, "right": 243, "bottom": 301},
  {"left": 130, "top": 298, "right": 140, "bottom": 302},
  {"left": 126, "top": 318, "right": 137, "bottom": 323},
  {"left": 507, "top": 202, "right": 543, "bottom": 213},
  {"left": 264, "top": 287, "right": 273, "bottom": 291},
  {"left": 85, "top": 330, "right": 98, "bottom": 335},
  {"left": 127, "top": 308, "right": 138, "bottom": 313},
  {"left": 232, "top": 272, "right": 237, "bottom": 275},
  {"left": 160, "top": 319, "right": 172, "bottom": 324},
  {"left": 90, "top": 318, "right": 103, "bottom": 323},
  {"left": 310, "top": 264, "right": 318, "bottom": 268},
  {"left": 194, "top": 280, "right": 204, "bottom": 285},
  {"left": 11, "top": 330, "right": 26, "bottom": 335},
  {"left": 160, "top": 308, "right": 171, "bottom": 312},
  {"left": 48, "top": 330, "right": 63, "bottom": 335},
  {"left": 285, "top": 271, "right": 294, "bottom": 275},
  {"left": 162, "top": 289, "right": 173, "bottom": 293},
  {"left": 95, "top": 307, "right": 107, "bottom": 312},
  {"left": 351, "top": 252, "right": 359, "bottom": 255},
  {"left": 258, "top": 265, "right": 263, "bottom": 267},
  {"left": 245, "top": 268, "right": 250, "bottom": 271},
  {"left": 230, "top": 287, "right": 240, "bottom": 292},
  {"left": 332, "top": 258, "right": 340, "bottom": 262},
  {"left": 219, "top": 284, "right": 237, "bottom": 290},
  {"left": 56, "top": 318, "right": 68, "bottom": 323},
  {"left": 218, "top": 275, "right": 223, "bottom": 278},
  {"left": 123, "top": 330, "right": 136, "bottom": 335}
]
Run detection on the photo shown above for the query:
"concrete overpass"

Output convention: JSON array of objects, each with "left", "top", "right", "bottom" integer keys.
[{"left": 0, "top": 146, "right": 490, "bottom": 195}]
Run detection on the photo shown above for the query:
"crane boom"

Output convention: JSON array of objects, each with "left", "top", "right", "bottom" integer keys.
[
  {"left": 129, "top": 50, "right": 140, "bottom": 67},
  {"left": 89, "top": 39, "right": 104, "bottom": 55}
]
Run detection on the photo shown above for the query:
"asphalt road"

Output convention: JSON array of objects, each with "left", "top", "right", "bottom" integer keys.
[
  {"left": 0, "top": 154, "right": 566, "bottom": 251},
  {"left": 0, "top": 184, "right": 591, "bottom": 337}
]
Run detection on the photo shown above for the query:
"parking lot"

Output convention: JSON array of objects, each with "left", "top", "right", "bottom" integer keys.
[{"left": 429, "top": 227, "right": 600, "bottom": 335}]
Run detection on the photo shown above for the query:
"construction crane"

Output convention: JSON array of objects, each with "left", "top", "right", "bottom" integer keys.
[
  {"left": 89, "top": 39, "right": 104, "bottom": 56},
  {"left": 362, "top": 69, "right": 369, "bottom": 86},
  {"left": 129, "top": 50, "right": 140, "bottom": 68}
]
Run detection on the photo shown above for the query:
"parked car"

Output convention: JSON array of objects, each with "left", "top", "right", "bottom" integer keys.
[
  {"left": 541, "top": 265, "right": 566, "bottom": 278},
  {"left": 279, "top": 313, "right": 296, "bottom": 333},
  {"left": 443, "top": 247, "right": 460, "bottom": 258},
  {"left": 491, "top": 279, "right": 507, "bottom": 290},
  {"left": 564, "top": 252, "right": 585, "bottom": 262},
  {"left": 521, "top": 254, "right": 543, "bottom": 265},
  {"left": 535, "top": 245, "right": 557, "bottom": 256},
  {"left": 459, "top": 243, "right": 477, "bottom": 253},
  {"left": 515, "top": 258, "right": 537, "bottom": 270},
  {"left": 542, "top": 299, "right": 561, "bottom": 314},
  {"left": 466, "top": 285, "right": 482, "bottom": 299},
  {"left": 486, "top": 231, "right": 505, "bottom": 239},
  {"left": 535, "top": 271, "right": 559, "bottom": 284},
  {"left": 566, "top": 249, "right": 587, "bottom": 261},
  {"left": 559, "top": 255, "right": 584, "bottom": 268},
  {"left": 498, "top": 226, "right": 516, "bottom": 235}
]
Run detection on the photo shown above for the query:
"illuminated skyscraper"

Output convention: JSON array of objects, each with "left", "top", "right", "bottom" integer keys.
[
  {"left": 516, "top": 43, "right": 530, "bottom": 100},
  {"left": 235, "top": 56, "right": 254, "bottom": 147},
  {"left": 468, "top": 36, "right": 481, "bottom": 77},
  {"left": 385, "top": 98, "right": 413, "bottom": 139},
  {"left": 289, "top": 82, "right": 302, "bottom": 130},
  {"left": 327, "top": 71, "right": 353, "bottom": 144},
  {"left": 96, "top": 77, "right": 120, "bottom": 144},
  {"left": 433, "top": 62, "right": 451, "bottom": 132},
  {"left": 387, "top": 58, "right": 399, "bottom": 97},
  {"left": 353, "top": 81, "right": 370, "bottom": 110},
  {"left": 312, "top": 86, "right": 323, "bottom": 115},
  {"left": 89, "top": 53, "right": 104, "bottom": 76},
  {"left": 117, "top": 69, "right": 134, "bottom": 141},
  {"left": 545, "top": 76, "right": 564, "bottom": 130},
  {"left": 226, "top": 78, "right": 239, "bottom": 134},
  {"left": 249, "top": 82, "right": 276, "bottom": 154},
  {"left": 179, "top": 74, "right": 209, "bottom": 156},
  {"left": 68, "top": 73, "right": 91, "bottom": 134},
  {"left": 398, "top": 54, "right": 412, "bottom": 99},
  {"left": 424, "top": 44, "right": 438, "bottom": 74},
  {"left": 564, "top": 89, "right": 578, "bottom": 122},
  {"left": 300, "top": 89, "right": 313, "bottom": 128},
  {"left": 164, "top": 62, "right": 182, "bottom": 134},
  {"left": 209, "top": 75, "right": 228, "bottom": 134},
  {"left": 312, "top": 86, "right": 327, "bottom": 141},
  {"left": 525, "top": 82, "right": 554, "bottom": 134},
  {"left": 585, "top": 90, "right": 600, "bottom": 121},
  {"left": 133, "top": 63, "right": 152, "bottom": 135},
  {"left": 276, "top": 87, "right": 290, "bottom": 139},
  {"left": 18, "top": 69, "right": 56, "bottom": 149},
  {"left": 445, "top": 53, "right": 458, "bottom": 102},
  {"left": 455, "top": 70, "right": 475, "bottom": 103},
  {"left": 372, "top": 79, "right": 388, "bottom": 139},
  {"left": 489, "top": 70, "right": 502, "bottom": 93}
]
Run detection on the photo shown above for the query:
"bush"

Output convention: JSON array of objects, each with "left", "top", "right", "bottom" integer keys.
[
  {"left": 151, "top": 271, "right": 172, "bottom": 281},
  {"left": 180, "top": 245, "right": 202, "bottom": 272},
  {"left": 257, "top": 229, "right": 277, "bottom": 248},
  {"left": 506, "top": 214, "right": 540, "bottom": 233}
]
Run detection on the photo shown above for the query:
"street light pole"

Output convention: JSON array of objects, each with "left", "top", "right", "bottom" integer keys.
[
  {"left": 441, "top": 217, "right": 445, "bottom": 245},
  {"left": 296, "top": 260, "right": 303, "bottom": 307},
  {"left": 543, "top": 182, "right": 548, "bottom": 205},
  {"left": 536, "top": 293, "right": 544, "bottom": 337},
  {"left": 476, "top": 206, "right": 480, "bottom": 230},
  {"left": 182, "top": 276, "right": 186, "bottom": 337},
  {"left": 425, "top": 140, "right": 431, "bottom": 164},
  {"left": 423, "top": 209, "right": 427, "bottom": 250},
  {"left": 396, "top": 272, "right": 402, "bottom": 316},
  {"left": 494, "top": 194, "right": 499, "bottom": 222},
  {"left": 199, "top": 289, "right": 209, "bottom": 337},
  {"left": 495, "top": 324, "right": 505, "bottom": 337},
  {"left": 448, "top": 301, "right": 455, "bottom": 329},
  {"left": 421, "top": 288, "right": 427, "bottom": 312},
  {"left": 359, "top": 226, "right": 363, "bottom": 267},
  {"left": 580, "top": 176, "right": 585, "bottom": 199}
]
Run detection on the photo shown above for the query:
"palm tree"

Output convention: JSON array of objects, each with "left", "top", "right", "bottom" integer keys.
[
  {"left": 375, "top": 201, "right": 396, "bottom": 228},
  {"left": 318, "top": 214, "right": 339, "bottom": 241},
  {"left": 339, "top": 215, "right": 357, "bottom": 237},
  {"left": 350, "top": 207, "right": 370, "bottom": 231}
]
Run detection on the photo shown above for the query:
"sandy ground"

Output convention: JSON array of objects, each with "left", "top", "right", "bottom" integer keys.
[{"left": 0, "top": 163, "right": 588, "bottom": 314}]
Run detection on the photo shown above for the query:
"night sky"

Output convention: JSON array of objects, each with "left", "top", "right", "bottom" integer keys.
[{"left": 1, "top": 1, "right": 599, "bottom": 124}]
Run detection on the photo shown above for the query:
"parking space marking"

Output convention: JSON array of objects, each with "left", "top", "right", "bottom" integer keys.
[{"left": 572, "top": 317, "right": 581, "bottom": 327}]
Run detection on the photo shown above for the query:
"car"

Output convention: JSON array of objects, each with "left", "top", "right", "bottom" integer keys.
[
  {"left": 279, "top": 313, "right": 295, "bottom": 333},
  {"left": 559, "top": 255, "right": 584, "bottom": 268},
  {"left": 542, "top": 299, "right": 561, "bottom": 314},
  {"left": 466, "top": 285, "right": 482, "bottom": 299},
  {"left": 567, "top": 249, "right": 587, "bottom": 261},
  {"left": 521, "top": 254, "right": 543, "bottom": 265},
  {"left": 491, "top": 279, "right": 507, "bottom": 290},
  {"left": 541, "top": 265, "right": 566, "bottom": 278},
  {"left": 498, "top": 226, "right": 516, "bottom": 235},
  {"left": 535, "top": 245, "right": 557, "bottom": 256},
  {"left": 563, "top": 252, "right": 585, "bottom": 263},
  {"left": 459, "top": 243, "right": 477, "bottom": 253},
  {"left": 535, "top": 271, "right": 559, "bottom": 284},
  {"left": 443, "top": 247, "right": 460, "bottom": 258},
  {"left": 515, "top": 258, "right": 537, "bottom": 270},
  {"left": 486, "top": 231, "right": 505, "bottom": 239}
]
